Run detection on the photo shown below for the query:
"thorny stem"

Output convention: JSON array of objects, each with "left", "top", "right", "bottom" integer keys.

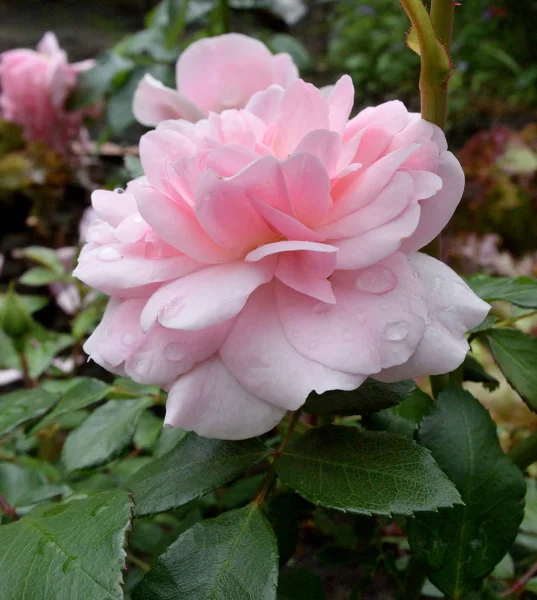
[
  {"left": 253, "top": 409, "right": 303, "bottom": 505},
  {"left": 18, "top": 351, "right": 35, "bottom": 388},
  {"left": 398, "top": 0, "right": 455, "bottom": 397},
  {"left": 500, "top": 559, "right": 537, "bottom": 597},
  {"left": 398, "top": 0, "right": 453, "bottom": 130},
  {"left": 497, "top": 310, "right": 537, "bottom": 328}
]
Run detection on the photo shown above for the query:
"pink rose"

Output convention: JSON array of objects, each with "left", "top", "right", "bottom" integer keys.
[
  {"left": 75, "top": 76, "right": 489, "bottom": 440},
  {"left": 132, "top": 33, "right": 298, "bottom": 127},
  {"left": 0, "top": 32, "right": 95, "bottom": 152}
]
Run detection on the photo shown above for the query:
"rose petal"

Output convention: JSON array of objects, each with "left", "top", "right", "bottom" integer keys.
[
  {"left": 140, "top": 259, "right": 276, "bottom": 332},
  {"left": 165, "top": 355, "right": 286, "bottom": 439}
]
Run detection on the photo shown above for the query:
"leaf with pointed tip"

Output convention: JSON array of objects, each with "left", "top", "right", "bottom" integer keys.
[
  {"left": 62, "top": 398, "right": 153, "bottom": 472},
  {"left": 467, "top": 274, "right": 537, "bottom": 309},
  {"left": 127, "top": 433, "right": 269, "bottom": 516},
  {"left": 0, "top": 387, "right": 58, "bottom": 437},
  {"left": 408, "top": 385, "right": 526, "bottom": 598},
  {"left": 0, "top": 490, "right": 133, "bottom": 600},
  {"left": 303, "top": 378, "right": 415, "bottom": 415},
  {"left": 275, "top": 425, "right": 460, "bottom": 516},
  {"left": 33, "top": 378, "right": 111, "bottom": 433},
  {"left": 462, "top": 354, "right": 499, "bottom": 391},
  {"left": 485, "top": 328, "right": 537, "bottom": 410},
  {"left": 132, "top": 504, "right": 278, "bottom": 600}
]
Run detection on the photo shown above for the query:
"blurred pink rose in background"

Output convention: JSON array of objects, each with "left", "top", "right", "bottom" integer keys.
[
  {"left": 133, "top": 33, "right": 299, "bottom": 127},
  {"left": 75, "top": 76, "right": 489, "bottom": 440},
  {"left": 0, "top": 32, "right": 95, "bottom": 152}
]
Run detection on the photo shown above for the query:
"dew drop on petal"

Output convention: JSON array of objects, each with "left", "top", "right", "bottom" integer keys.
[
  {"left": 383, "top": 321, "right": 408, "bottom": 341},
  {"left": 134, "top": 215, "right": 143, "bottom": 223},
  {"left": 97, "top": 247, "right": 122, "bottom": 262},
  {"left": 113, "top": 188, "right": 125, "bottom": 194},
  {"left": 342, "top": 332, "right": 353, "bottom": 342},
  {"left": 433, "top": 276, "right": 443, "bottom": 292},
  {"left": 122, "top": 333, "right": 136, "bottom": 347},
  {"left": 309, "top": 339, "right": 321, "bottom": 350},
  {"left": 164, "top": 343, "right": 186, "bottom": 362},
  {"left": 313, "top": 302, "right": 330, "bottom": 314},
  {"left": 354, "top": 267, "right": 397, "bottom": 295}
]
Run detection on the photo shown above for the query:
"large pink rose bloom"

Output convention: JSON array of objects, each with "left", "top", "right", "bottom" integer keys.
[
  {"left": 0, "top": 32, "right": 94, "bottom": 152},
  {"left": 75, "top": 76, "right": 489, "bottom": 440},
  {"left": 132, "top": 33, "right": 298, "bottom": 127}
]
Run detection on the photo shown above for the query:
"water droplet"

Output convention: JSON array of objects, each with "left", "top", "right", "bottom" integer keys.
[
  {"left": 43, "top": 505, "right": 68, "bottom": 517},
  {"left": 37, "top": 537, "right": 53, "bottom": 555},
  {"left": 220, "top": 86, "right": 242, "bottom": 108},
  {"left": 380, "top": 303, "right": 389, "bottom": 309},
  {"left": 433, "top": 276, "right": 443, "bottom": 292},
  {"left": 342, "top": 332, "right": 353, "bottom": 342},
  {"left": 308, "top": 339, "right": 321, "bottom": 350},
  {"left": 164, "top": 343, "right": 186, "bottom": 362},
  {"left": 383, "top": 321, "right": 408, "bottom": 341},
  {"left": 122, "top": 333, "right": 136, "bottom": 347},
  {"left": 134, "top": 215, "right": 143, "bottom": 223},
  {"left": 355, "top": 267, "right": 396, "bottom": 295},
  {"left": 97, "top": 247, "right": 121, "bottom": 262},
  {"left": 291, "top": 329, "right": 301, "bottom": 338},
  {"left": 444, "top": 306, "right": 454, "bottom": 312},
  {"left": 312, "top": 302, "right": 330, "bottom": 314},
  {"left": 129, "top": 352, "right": 153, "bottom": 380},
  {"left": 62, "top": 558, "right": 78, "bottom": 574},
  {"left": 354, "top": 309, "right": 364, "bottom": 323},
  {"left": 90, "top": 504, "right": 109, "bottom": 517},
  {"left": 113, "top": 187, "right": 125, "bottom": 194}
]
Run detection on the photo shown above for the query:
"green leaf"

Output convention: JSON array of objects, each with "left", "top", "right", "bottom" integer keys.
[
  {"left": 124, "top": 155, "right": 144, "bottom": 179},
  {"left": 303, "top": 378, "right": 416, "bottom": 415},
  {"left": 33, "top": 378, "right": 111, "bottom": 433},
  {"left": 127, "top": 433, "right": 269, "bottom": 516},
  {"left": 462, "top": 354, "right": 499, "bottom": 391},
  {"left": 62, "top": 398, "right": 153, "bottom": 472},
  {"left": 275, "top": 425, "right": 460, "bottom": 516},
  {"left": 20, "top": 267, "right": 62, "bottom": 286},
  {"left": 406, "top": 25, "right": 421, "bottom": 55},
  {"left": 0, "top": 325, "right": 74, "bottom": 379},
  {"left": 106, "top": 68, "right": 143, "bottom": 133},
  {"left": 408, "top": 385, "right": 526, "bottom": 597},
  {"left": 133, "top": 411, "right": 163, "bottom": 451},
  {"left": 0, "top": 387, "right": 58, "bottom": 437},
  {"left": 0, "top": 462, "right": 45, "bottom": 506},
  {"left": 278, "top": 568, "right": 326, "bottom": 600},
  {"left": 18, "top": 246, "right": 65, "bottom": 274},
  {"left": 15, "top": 485, "right": 73, "bottom": 510},
  {"left": 466, "top": 274, "right": 537, "bottom": 309},
  {"left": 268, "top": 34, "right": 311, "bottom": 70},
  {"left": 485, "top": 328, "right": 537, "bottom": 410},
  {"left": 132, "top": 504, "right": 278, "bottom": 600},
  {"left": 0, "top": 490, "right": 133, "bottom": 600},
  {"left": 372, "top": 387, "right": 434, "bottom": 439},
  {"left": 153, "top": 426, "right": 187, "bottom": 457},
  {"left": 67, "top": 51, "right": 135, "bottom": 110}
]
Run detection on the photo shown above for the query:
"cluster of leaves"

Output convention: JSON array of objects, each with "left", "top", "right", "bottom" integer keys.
[
  {"left": 2, "top": 252, "right": 537, "bottom": 597},
  {"left": 68, "top": 0, "right": 311, "bottom": 137}
]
